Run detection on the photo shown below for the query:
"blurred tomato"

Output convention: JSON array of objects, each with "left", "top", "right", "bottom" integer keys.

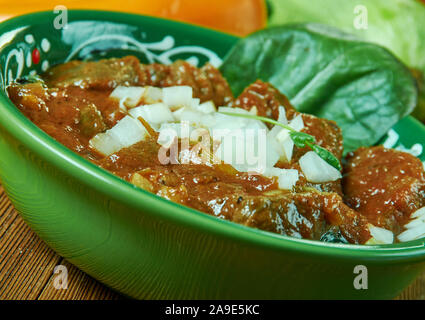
[{"left": 0, "top": 0, "right": 266, "bottom": 36}]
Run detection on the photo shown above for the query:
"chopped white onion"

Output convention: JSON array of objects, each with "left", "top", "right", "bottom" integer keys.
[
  {"left": 269, "top": 106, "right": 288, "bottom": 137},
  {"left": 129, "top": 103, "right": 174, "bottom": 128},
  {"left": 299, "top": 151, "right": 341, "bottom": 183},
  {"left": 172, "top": 107, "right": 187, "bottom": 121},
  {"left": 265, "top": 134, "right": 282, "bottom": 169},
  {"left": 218, "top": 106, "right": 251, "bottom": 115},
  {"left": 157, "top": 122, "right": 196, "bottom": 145},
  {"left": 172, "top": 108, "right": 216, "bottom": 129},
  {"left": 249, "top": 106, "right": 258, "bottom": 115},
  {"left": 264, "top": 167, "right": 299, "bottom": 190},
  {"left": 110, "top": 86, "right": 145, "bottom": 108},
  {"left": 89, "top": 132, "right": 122, "bottom": 156},
  {"left": 177, "top": 109, "right": 204, "bottom": 124},
  {"left": 191, "top": 98, "right": 201, "bottom": 109},
  {"left": 162, "top": 86, "right": 193, "bottom": 107},
  {"left": 267, "top": 108, "right": 305, "bottom": 164},
  {"left": 143, "top": 86, "right": 163, "bottom": 104},
  {"left": 398, "top": 208, "right": 425, "bottom": 242},
  {"left": 275, "top": 129, "right": 294, "bottom": 163},
  {"left": 366, "top": 224, "right": 394, "bottom": 244},
  {"left": 196, "top": 101, "right": 216, "bottom": 114},
  {"left": 213, "top": 107, "right": 266, "bottom": 131},
  {"left": 289, "top": 114, "right": 304, "bottom": 131},
  {"left": 108, "top": 116, "right": 149, "bottom": 148},
  {"left": 412, "top": 207, "right": 425, "bottom": 219},
  {"left": 404, "top": 214, "right": 425, "bottom": 229},
  {"left": 90, "top": 116, "right": 148, "bottom": 156},
  {"left": 398, "top": 225, "right": 425, "bottom": 242}
]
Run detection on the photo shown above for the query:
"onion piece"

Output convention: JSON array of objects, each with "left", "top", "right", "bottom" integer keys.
[
  {"left": 404, "top": 214, "right": 425, "bottom": 229},
  {"left": 275, "top": 129, "right": 294, "bottom": 162},
  {"left": 108, "top": 116, "right": 149, "bottom": 148},
  {"left": 110, "top": 86, "right": 145, "bottom": 108},
  {"left": 398, "top": 207, "right": 425, "bottom": 242},
  {"left": 172, "top": 107, "right": 187, "bottom": 121},
  {"left": 178, "top": 109, "right": 204, "bottom": 124},
  {"left": 264, "top": 167, "right": 299, "bottom": 190},
  {"left": 129, "top": 103, "right": 174, "bottom": 128},
  {"left": 214, "top": 107, "right": 266, "bottom": 131},
  {"left": 249, "top": 106, "right": 258, "bottom": 115},
  {"left": 265, "top": 134, "right": 282, "bottom": 169},
  {"left": 196, "top": 101, "right": 216, "bottom": 114},
  {"left": 143, "top": 86, "right": 163, "bottom": 104},
  {"left": 191, "top": 98, "right": 201, "bottom": 109},
  {"left": 89, "top": 132, "right": 122, "bottom": 156},
  {"left": 366, "top": 224, "right": 394, "bottom": 244},
  {"left": 412, "top": 207, "right": 425, "bottom": 219},
  {"left": 172, "top": 108, "right": 216, "bottom": 129},
  {"left": 398, "top": 225, "right": 425, "bottom": 242},
  {"left": 267, "top": 108, "right": 304, "bottom": 164},
  {"left": 157, "top": 122, "right": 196, "bottom": 146},
  {"left": 299, "top": 151, "right": 342, "bottom": 183},
  {"left": 289, "top": 114, "right": 304, "bottom": 131},
  {"left": 218, "top": 106, "right": 252, "bottom": 115},
  {"left": 90, "top": 116, "right": 148, "bottom": 156},
  {"left": 162, "top": 86, "right": 193, "bottom": 107},
  {"left": 269, "top": 106, "right": 288, "bottom": 137}
]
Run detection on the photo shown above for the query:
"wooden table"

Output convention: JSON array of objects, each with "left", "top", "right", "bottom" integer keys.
[{"left": 0, "top": 184, "right": 424, "bottom": 300}]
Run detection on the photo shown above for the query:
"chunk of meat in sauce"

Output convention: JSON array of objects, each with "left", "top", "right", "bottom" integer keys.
[
  {"left": 139, "top": 60, "right": 233, "bottom": 107},
  {"left": 123, "top": 157, "right": 370, "bottom": 243},
  {"left": 44, "top": 56, "right": 233, "bottom": 109},
  {"left": 343, "top": 146, "right": 425, "bottom": 235},
  {"left": 44, "top": 56, "right": 144, "bottom": 90},
  {"left": 7, "top": 83, "right": 124, "bottom": 157},
  {"left": 95, "top": 137, "right": 369, "bottom": 243}
]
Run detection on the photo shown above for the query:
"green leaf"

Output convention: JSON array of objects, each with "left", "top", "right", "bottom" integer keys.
[
  {"left": 220, "top": 24, "right": 418, "bottom": 153},
  {"left": 289, "top": 131, "right": 315, "bottom": 148},
  {"left": 266, "top": 0, "right": 425, "bottom": 123},
  {"left": 306, "top": 142, "right": 342, "bottom": 171}
]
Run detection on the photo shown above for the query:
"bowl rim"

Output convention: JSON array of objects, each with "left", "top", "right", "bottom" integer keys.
[{"left": 1, "top": 9, "right": 425, "bottom": 263}]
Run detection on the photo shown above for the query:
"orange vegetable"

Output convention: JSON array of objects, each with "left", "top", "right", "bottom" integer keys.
[{"left": 0, "top": 0, "right": 267, "bottom": 36}]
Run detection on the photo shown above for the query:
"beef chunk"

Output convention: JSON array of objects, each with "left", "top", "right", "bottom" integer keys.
[
  {"left": 139, "top": 60, "right": 233, "bottom": 107},
  {"left": 8, "top": 82, "right": 123, "bottom": 157},
  {"left": 44, "top": 56, "right": 143, "bottom": 89},
  {"left": 343, "top": 146, "right": 425, "bottom": 235},
  {"left": 79, "top": 103, "right": 106, "bottom": 137},
  {"left": 128, "top": 163, "right": 371, "bottom": 244},
  {"left": 231, "top": 80, "right": 295, "bottom": 120}
]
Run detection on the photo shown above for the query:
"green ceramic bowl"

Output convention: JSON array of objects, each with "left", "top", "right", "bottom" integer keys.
[{"left": 0, "top": 10, "right": 425, "bottom": 300}]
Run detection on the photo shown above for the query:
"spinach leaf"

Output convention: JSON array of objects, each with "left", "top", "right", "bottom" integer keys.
[
  {"left": 266, "top": 0, "right": 425, "bottom": 123},
  {"left": 220, "top": 24, "right": 418, "bottom": 153}
]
